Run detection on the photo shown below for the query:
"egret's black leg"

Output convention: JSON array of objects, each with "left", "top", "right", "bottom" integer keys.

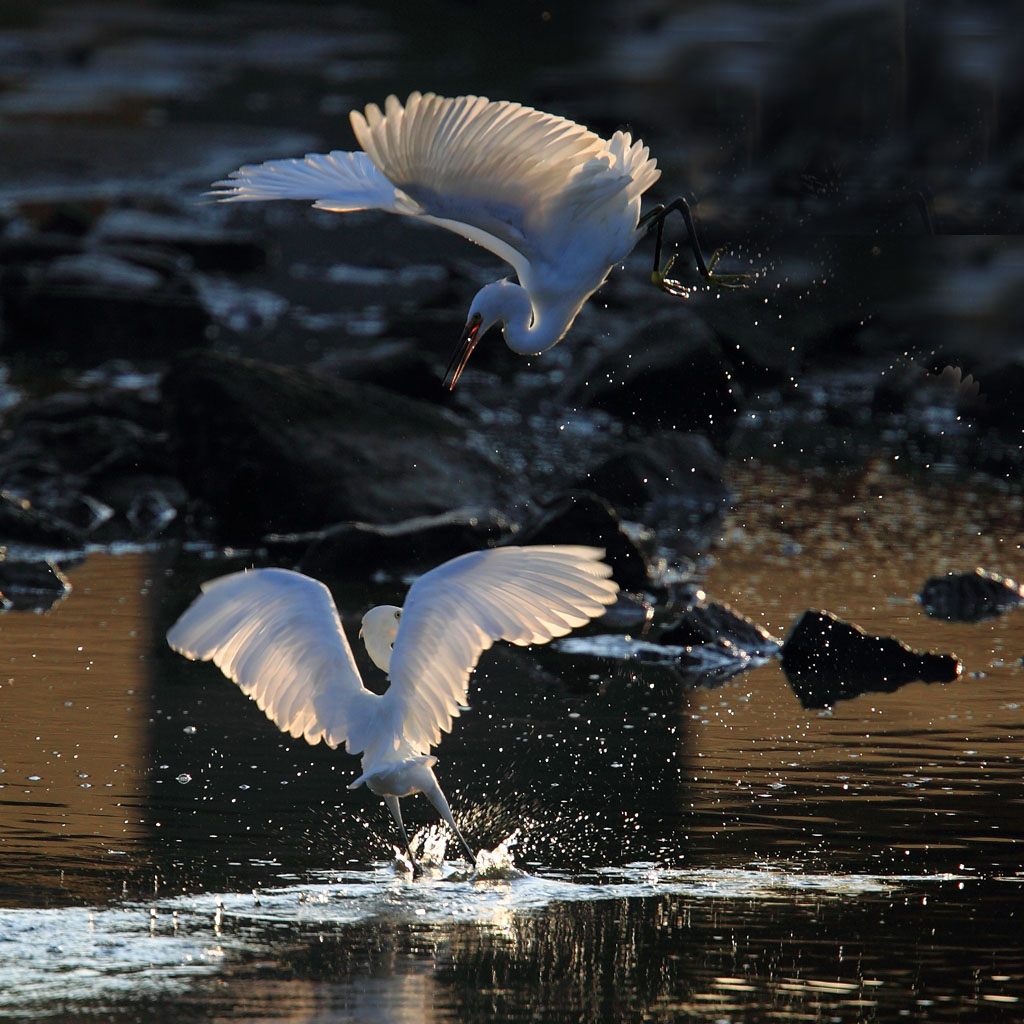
[
  {"left": 421, "top": 776, "right": 477, "bottom": 865},
  {"left": 385, "top": 795, "right": 420, "bottom": 875},
  {"left": 639, "top": 197, "right": 749, "bottom": 294}
]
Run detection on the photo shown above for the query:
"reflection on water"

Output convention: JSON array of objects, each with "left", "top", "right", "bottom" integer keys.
[
  {"left": 0, "top": 551, "right": 157, "bottom": 906},
  {"left": 1, "top": 866, "right": 1017, "bottom": 1023},
  {"left": 0, "top": 461, "right": 1021, "bottom": 1019}
]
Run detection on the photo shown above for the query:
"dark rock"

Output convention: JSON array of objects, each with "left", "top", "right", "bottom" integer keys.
[
  {"left": 509, "top": 490, "right": 655, "bottom": 592},
  {"left": 0, "top": 235, "right": 212, "bottom": 365},
  {"left": 163, "top": 349, "right": 511, "bottom": 542},
  {"left": 315, "top": 339, "right": 445, "bottom": 402},
  {"left": 91, "top": 475, "right": 187, "bottom": 541},
  {"left": 657, "top": 599, "right": 781, "bottom": 659},
  {"left": 781, "top": 609, "right": 962, "bottom": 709},
  {"left": 91, "top": 208, "right": 267, "bottom": 272},
  {"left": 0, "top": 381, "right": 181, "bottom": 542},
  {"left": 264, "top": 506, "right": 514, "bottom": 575},
  {"left": 577, "top": 431, "right": 731, "bottom": 556},
  {"left": 0, "top": 491, "right": 86, "bottom": 550},
  {"left": 918, "top": 569, "right": 1023, "bottom": 622},
  {"left": 30, "top": 494, "right": 114, "bottom": 537},
  {"left": 3, "top": 388, "right": 171, "bottom": 478},
  {"left": 558, "top": 309, "right": 742, "bottom": 441},
  {"left": 555, "top": 596, "right": 781, "bottom": 690},
  {"left": 0, "top": 554, "right": 72, "bottom": 612},
  {"left": 554, "top": 631, "right": 766, "bottom": 689},
  {"left": 963, "top": 358, "right": 1024, "bottom": 437}
]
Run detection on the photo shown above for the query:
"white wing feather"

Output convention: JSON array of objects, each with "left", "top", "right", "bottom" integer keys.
[
  {"left": 352, "top": 92, "right": 660, "bottom": 270},
  {"left": 166, "top": 568, "right": 379, "bottom": 753},
  {"left": 208, "top": 150, "right": 408, "bottom": 213},
  {"left": 383, "top": 545, "right": 619, "bottom": 755},
  {"left": 208, "top": 93, "right": 660, "bottom": 281}
]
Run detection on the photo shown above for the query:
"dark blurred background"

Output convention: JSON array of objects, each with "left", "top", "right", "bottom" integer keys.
[{"left": 0, "top": 0, "right": 1021, "bottom": 560}]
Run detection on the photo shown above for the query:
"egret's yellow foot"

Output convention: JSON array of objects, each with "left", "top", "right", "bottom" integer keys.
[
  {"left": 652, "top": 255, "right": 694, "bottom": 296},
  {"left": 652, "top": 250, "right": 750, "bottom": 295},
  {"left": 701, "top": 247, "right": 751, "bottom": 289}
]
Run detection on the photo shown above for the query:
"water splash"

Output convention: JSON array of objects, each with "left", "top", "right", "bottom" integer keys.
[
  {"left": 392, "top": 825, "right": 451, "bottom": 874},
  {"left": 393, "top": 827, "right": 525, "bottom": 879},
  {"left": 471, "top": 829, "right": 525, "bottom": 880}
]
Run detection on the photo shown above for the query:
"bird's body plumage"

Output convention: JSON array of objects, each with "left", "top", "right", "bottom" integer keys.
[
  {"left": 167, "top": 545, "right": 618, "bottom": 866},
  {"left": 211, "top": 92, "right": 661, "bottom": 379}
]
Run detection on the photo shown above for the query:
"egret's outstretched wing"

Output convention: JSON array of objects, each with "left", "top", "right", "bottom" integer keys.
[
  {"left": 351, "top": 92, "right": 658, "bottom": 274},
  {"left": 167, "top": 568, "right": 379, "bottom": 753},
  {"left": 383, "top": 545, "right": 619, "bottom": 754},
  {"left": 209, "top": 150, "right": 407, "bottom": 214}
]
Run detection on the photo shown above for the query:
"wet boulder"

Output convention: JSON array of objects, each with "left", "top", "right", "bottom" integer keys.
[
  {"left": 0, "top": 491, "right": 87, "bottom": 550},
  {"left": 163, "top": 350, "right": 512, "bottom": 542},
  {"left": 92, "top": 474, "right": 188, "bottom": 541},
  {"left": 576, "top": 431, "right": 731, "bottom": 557},
  {"left": 315, "top": 338, "right": 446, "bottom": 402},
  {"left": 554, "top": 631, "right": 761, "bottom": 689},
  {"left": 265, "top": 506, "right": 514, "bottom": 576},
  {"left": 509, "top": 490, "right": 655, "bottom": 592},
  {"left": 90, "top": 207, "right": 267, "bottom": 273},
  {"left": 0, "top": 380, "right": 182, "bottom": 543},
  {"left": 0, "top": 232, "right": 212, "bottom": 365},
  {"left": 0, "top": 553, "right": 72, "bottom": 613},
  {"left": 657, "top": 598, "right": 781, "bottom": 660},
  {"left": 558, "top": 597, "right": 781, "bottom": 688},
  {"left": 780, "top": 609, "right": 962, "bottom": 708},
  {"left": 918, "top": 568, "right": 1023, "bottom": 622},
  {"left": 557, "top": 309, "right": 742, "bottom": 441}
]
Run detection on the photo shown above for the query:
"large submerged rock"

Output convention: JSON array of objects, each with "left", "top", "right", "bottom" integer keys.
[
  {"left": 0, "top": 232, "right": 213, "bottom": 365},
  {"left": 509, "top": 490, "right": 655, "bottom": 591},
  {"left": 163, "top": 350, "right": 511, "bottom": 541},
  {"left": 557, "top": 310, "right": 742, "bottom": 442},
  {"left": 266, "top": 507, "right": 513, "bottom": 575},
  {"left": 0, "top": 377, "right": 180, "bottom": 545}
]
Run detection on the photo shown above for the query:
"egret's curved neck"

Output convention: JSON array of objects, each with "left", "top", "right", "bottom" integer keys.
[
  {"left": 473, "top": 280, "right": 580, "bottom": 356},
  {"left": 360, "top": 604, "right": 401, "bottom": 673}
]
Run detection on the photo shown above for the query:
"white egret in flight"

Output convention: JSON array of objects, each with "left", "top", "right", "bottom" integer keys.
[
  {"left": 211, "top": 91, "right": 747, "bottom": 388},
  {"left": 166, "top": 545, "right": 618, "bottom": 870}
]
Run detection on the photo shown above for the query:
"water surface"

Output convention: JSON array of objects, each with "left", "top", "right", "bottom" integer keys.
[{"left": 2, "top": 462, "right": 1022, "bottom": 1021}]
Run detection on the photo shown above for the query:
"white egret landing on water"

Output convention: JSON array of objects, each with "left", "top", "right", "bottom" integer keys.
[
  {"left": 211, "top": 91, "right": 747, "bottom": 388},
  {"left": 166, "top": 546, "right": 618, "bottom": 871}
]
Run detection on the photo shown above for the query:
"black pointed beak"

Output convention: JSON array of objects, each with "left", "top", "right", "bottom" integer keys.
[{"left": 444, "top": 313, "right": 483, "bottom": 390}]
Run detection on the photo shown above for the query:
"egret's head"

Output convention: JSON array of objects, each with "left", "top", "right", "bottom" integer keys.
[
  {"left": 359, "top": 604, "right": 402, "bottom": 673},
  {"left": 444, "top": 280, "right": 527, "bottom": 389}
]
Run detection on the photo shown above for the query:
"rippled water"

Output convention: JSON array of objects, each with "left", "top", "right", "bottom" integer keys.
[{"left": 2, "top": 462, "right": 1022, "bottom": 1021}]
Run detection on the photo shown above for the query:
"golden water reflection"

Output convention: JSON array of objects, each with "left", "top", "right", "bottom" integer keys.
[
  {"left": 0, "top": 550, "right": 157, "bottom": 902},
  {"left": 683, "top": 460, "right": 1024, "bottom": 873}
]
